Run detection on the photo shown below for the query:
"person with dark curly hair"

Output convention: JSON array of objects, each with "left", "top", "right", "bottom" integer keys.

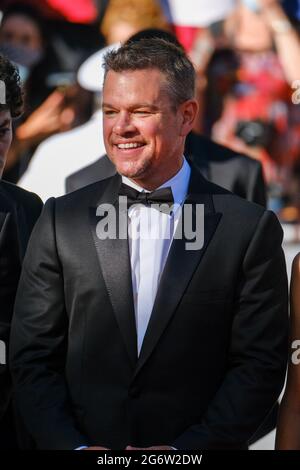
[
  {"left": 0, "top": 53, "right": 43, "bottom": 449},
  {"left": 0, "top": 54, "right": 23, "bottom": 176}
]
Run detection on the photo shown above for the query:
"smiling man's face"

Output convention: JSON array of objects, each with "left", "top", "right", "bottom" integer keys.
[
  {"left": 102, "top": 68, "right": 196, "bottom": 190},
  {"left": 0, "top": 109, "right": 12, "bottom": 178}
]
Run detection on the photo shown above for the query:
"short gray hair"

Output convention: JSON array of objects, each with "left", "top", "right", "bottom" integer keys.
[{"left": 103, "top": 38, "right": 195, "bottom": 109}]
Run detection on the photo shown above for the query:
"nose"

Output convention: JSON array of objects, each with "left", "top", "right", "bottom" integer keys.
[{"left": 113, "top": 111, "right": 136, "bottom": 135}]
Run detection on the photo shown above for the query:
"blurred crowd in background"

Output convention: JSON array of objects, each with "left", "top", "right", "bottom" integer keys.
[{"left": 0, "top": 0, "right": 300, "bottom": 222}]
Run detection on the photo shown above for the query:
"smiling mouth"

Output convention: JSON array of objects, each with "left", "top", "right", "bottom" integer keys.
[{"left": 116, "top": 142, "right": 145, "bottom": 149}]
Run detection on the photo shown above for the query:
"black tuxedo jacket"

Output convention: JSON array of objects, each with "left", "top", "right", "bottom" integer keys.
[
  {"left": 10, "top": 167, "right": 287, "bottom": 449},
  {"left": 66, "top": 134, "right": 266, "bottom": 207},
  {"left": 0, "top": 181, "right": 42, "bottom": 445}
]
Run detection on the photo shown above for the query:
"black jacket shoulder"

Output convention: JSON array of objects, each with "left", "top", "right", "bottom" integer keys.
[
  {"left": 0, "top": 180, "right": 43, "bottom": 210},
  {"left": 0, "top": 180, "right": 43, "bottom": 221}
]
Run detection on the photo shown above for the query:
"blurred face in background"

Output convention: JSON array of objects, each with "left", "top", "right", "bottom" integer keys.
[
  {"left": 0, "top": 109, "right": 12, "bottom": 178},
  {"left": 0, "top": 13, "right": 43, "bottom": 51},
  {"left": 0, "top": 12, "right": 44, "bottom": 81},
  {"left": 226, "top": 4, "right": 273, "bottom": 52}
]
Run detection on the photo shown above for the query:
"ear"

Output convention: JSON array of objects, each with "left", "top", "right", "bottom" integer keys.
[{"left": 178, "top": 99, "right": 199, "bottom": 137}]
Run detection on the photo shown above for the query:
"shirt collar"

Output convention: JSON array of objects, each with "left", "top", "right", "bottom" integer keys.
[{"left": 121, "top": 156, "right": 191, "bottom": 206}]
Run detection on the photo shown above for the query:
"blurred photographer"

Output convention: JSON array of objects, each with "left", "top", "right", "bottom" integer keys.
[{"left": 191, "top": 0, "right": 300, "bottom": 214}]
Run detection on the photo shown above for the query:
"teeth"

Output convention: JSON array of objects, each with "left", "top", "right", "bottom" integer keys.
[{"left": 117, "top": 143, "right": 143, "bottom": 149}]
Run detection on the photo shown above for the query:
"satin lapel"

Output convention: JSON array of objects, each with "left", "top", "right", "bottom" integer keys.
[
  {"left": 89, "top": 175, "right": 137, "bottom": 367},
  {"left": 134, "top": 169, "right": 222, "bottom": 377}
]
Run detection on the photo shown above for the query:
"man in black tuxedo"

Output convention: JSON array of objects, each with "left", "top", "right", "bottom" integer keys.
[
  {"left": 65, "top": 134, "right": 266, "bottom": 206},
  {"left": 10, "top": 38, "right": 288, "bottom": 450},
  {"left": 0, "top": 55, "right": 43, "bottom": 448}
]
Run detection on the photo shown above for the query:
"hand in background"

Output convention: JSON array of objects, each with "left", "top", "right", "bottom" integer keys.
[{"left": 16, "top": 89, "right": 75, "bottom": 144}]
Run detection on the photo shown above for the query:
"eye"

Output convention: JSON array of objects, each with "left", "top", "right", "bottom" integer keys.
[
  {"left": 103, "top": 109, "right": 117, "bottom": 116},
  {"left": 21, "top": 34, "right": 33, "bottom": 47},
  {"left": 133, "top": 110, "right": 151, "bottom": 116},
  {"left": 2, "top": 31, "right": 14, "bottom": 41},
  {"left": 0, "top": 128, "right": 9, "bottom": 137}
]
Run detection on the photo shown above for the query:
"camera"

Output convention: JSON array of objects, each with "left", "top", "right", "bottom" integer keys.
[{"left": 235, "top": 119, "right": 275, "bottom": 148}]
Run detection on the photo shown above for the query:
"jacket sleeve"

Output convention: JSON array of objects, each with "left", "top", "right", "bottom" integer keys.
[
  {"left": 0, "top": 217, "right": 19, "bottom": 421},
  {"left": 173, "top": 210, "right": 289, "bottom": 449},
  {"left": 9, "top": 198, "right": 89, "bottom": 449}
]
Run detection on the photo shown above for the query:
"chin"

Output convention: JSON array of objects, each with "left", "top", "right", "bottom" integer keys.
[
  {"left": 118, "top": 168, "right": 143, "bottom": 179},
  {"left": 116, "top": 160, "right": 150, "bottom": 179}
]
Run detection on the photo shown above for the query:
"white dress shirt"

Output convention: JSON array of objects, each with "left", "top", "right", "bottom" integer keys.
[{"left": 122, "top": 157, "right": 191, "bottom": 356}]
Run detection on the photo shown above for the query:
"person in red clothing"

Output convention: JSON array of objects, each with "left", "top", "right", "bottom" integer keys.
[{"left": 1, "top": 0, "right": 99, "bottom": 23}]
